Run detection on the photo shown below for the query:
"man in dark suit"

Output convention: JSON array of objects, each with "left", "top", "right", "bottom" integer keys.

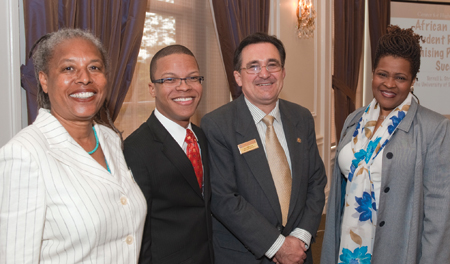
[
  {"left": 201, "top": 33, "right": 326, "bottom": 264},
  {"left": 124, "top": 45, "right": 213, "bottom": 264}
]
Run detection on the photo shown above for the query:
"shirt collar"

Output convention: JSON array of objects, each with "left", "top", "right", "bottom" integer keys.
[
  {"left": 154, "top": 108, "right": 194, "bottom": 148},
  {"left": 244, "top": 97, "right": 281, "bottom": 125}
]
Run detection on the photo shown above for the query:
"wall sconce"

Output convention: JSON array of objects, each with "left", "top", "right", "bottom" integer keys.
[{"left": 297, "top": 0, "right": 316, "bottom": 39}]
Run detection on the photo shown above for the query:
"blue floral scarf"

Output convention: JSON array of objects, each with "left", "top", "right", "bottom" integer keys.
[{"left": 338, "top": 93, "right": 412, "bottom": 264}]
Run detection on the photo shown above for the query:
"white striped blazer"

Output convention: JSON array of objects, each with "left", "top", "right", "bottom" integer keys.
[{"left": 0, "top": 109, "right": 147, "bottom": 263}]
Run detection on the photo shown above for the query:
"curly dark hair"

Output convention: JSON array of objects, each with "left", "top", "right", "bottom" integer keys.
[{"left": 373, "top": 25, "right": 423, "bottom": 80}]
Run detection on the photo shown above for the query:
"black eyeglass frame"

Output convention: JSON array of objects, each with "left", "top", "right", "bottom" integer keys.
[{"left": 151, "top": 76, "right": 205, "bottom": 85}]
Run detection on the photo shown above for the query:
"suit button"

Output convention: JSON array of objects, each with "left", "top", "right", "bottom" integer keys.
[
  {"left": 384, "top": 187, "right": 390, "bottom": 193},
  {"left": 120, "top": 196, "right": 128, "bottom": 205},
  {"left": 277, "top": 225, "right": 283, "bottom": 232},
  {"left": 126, "top": 235, "right": 134, "bottom": 245},
  {"left": 386, "top": 152, "right": 393, "bottom": 159},
  {"left": 379, "top": 221, "right": 385, "bottom": 227}
]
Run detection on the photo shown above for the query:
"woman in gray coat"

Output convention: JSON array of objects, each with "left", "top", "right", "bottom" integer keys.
[{"left": 321, "top": 25, "right": 450, "bottom": 263}]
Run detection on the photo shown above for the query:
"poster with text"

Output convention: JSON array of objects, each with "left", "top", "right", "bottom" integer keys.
[{"left": 391, "top": 1, "right": 450, "bottom": 117}]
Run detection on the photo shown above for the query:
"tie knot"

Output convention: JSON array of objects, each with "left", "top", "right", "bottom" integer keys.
[
  {"left": 185, "top": 129, "right": 196, "bottom": 143},
  {"left": 262, "top": 115, "right": 275, "bottom": 127}
]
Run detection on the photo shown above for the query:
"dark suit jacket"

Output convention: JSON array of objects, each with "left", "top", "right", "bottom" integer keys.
[
  {"left": 124, "top": 112, "right": 214, "bottom": 264},
  {"left": 201, "top": 95, "right": 326, "bottom": 264}
]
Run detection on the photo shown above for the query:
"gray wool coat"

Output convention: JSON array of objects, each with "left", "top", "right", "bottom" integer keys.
[{"left": 321, "top": 99, "right": 450, "bottom": 264}]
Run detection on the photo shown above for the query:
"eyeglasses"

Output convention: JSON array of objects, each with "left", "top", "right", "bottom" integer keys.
[
  {"left": 240, "top": 62, "right": 282, "bottom": 74},
  {"left": 152, "top": 76, "right": 205, "bottom": 87}
]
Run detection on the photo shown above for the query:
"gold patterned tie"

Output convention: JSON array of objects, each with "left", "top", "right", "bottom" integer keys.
[{"left": 262, "top": 115, "right": 292, "bottom": 226}]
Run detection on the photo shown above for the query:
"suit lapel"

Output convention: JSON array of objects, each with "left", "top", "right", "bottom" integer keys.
[
  {"left": 279, "top": 101, "right": 303, "bottom": 223},
  {"left": 148, "top": 113, "right": 203, "bottom": 198},
  {"left": 193, "top": 125, "right": 210, "bottom": 200},
  {"left": 337, "top": 114, "right": 360, "bottom": 156},
  {"left": 97, "top": 125, "right": 126, "bottom": 188},
  {"left": 234, "top": 96, "right": 283, "bottom": 223},
  {"left": 381, "top": 100, "right": 418, "bottom": 188},
  {"left": 35, "top": 110, "right": 122, "bottom": 189},
  {"left": 397, "top": 98, "right": 417, "bottom": 133}
]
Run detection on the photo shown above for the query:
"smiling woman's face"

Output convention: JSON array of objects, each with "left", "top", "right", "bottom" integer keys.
[
  {"left": 38, "top": 37, "right": 107, "bottom": 124},
  {"left": 372, "top": 55, "right": 415, "bottom": 116}
]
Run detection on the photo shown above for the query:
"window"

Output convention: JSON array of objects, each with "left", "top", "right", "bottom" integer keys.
[{"left": 115, "top": 0, "right": 229, "bottom": 138}]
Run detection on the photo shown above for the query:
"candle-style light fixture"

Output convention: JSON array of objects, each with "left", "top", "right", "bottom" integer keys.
[{"left": 296, "top": 0, "right": 316, "bottom": 39}]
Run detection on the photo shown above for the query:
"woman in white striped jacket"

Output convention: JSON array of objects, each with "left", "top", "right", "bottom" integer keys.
[{"left": 0, "top": 28, "right": 147, "bottom": 263}]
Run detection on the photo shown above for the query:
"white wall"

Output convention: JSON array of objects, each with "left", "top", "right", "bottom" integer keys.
[
  {"left": 270, "top": 0, "right": 333, "bottom": 185},
  {"left": 0, "top": 0, "right": 23, "bottom": 147}
]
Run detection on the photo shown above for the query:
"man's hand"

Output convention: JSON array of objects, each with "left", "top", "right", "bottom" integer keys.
[{"left": 273, "top": 236, "right": 307, "bottom": 264}]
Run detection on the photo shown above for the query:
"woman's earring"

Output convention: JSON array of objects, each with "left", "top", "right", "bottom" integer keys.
[{"left": 410, "top": 85, "right": 414, "bottom": 93}]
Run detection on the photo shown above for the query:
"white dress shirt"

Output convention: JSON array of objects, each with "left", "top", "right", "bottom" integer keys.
[
  {"left": 0, "top": 109, "right": 147, "bottom": 263},
  {"left": 154, "top": 108, "right": 204, "bottom": 192},
  {"left": 244, "top": 98, "right": 312, "bottom": 258},
  {"left": 154, "top": 108, "right": 198, "bottom": 153}
]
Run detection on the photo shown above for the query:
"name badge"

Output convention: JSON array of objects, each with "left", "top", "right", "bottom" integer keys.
[{"left": 238, "top": 139, "right": 259, "bottom": 154}]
